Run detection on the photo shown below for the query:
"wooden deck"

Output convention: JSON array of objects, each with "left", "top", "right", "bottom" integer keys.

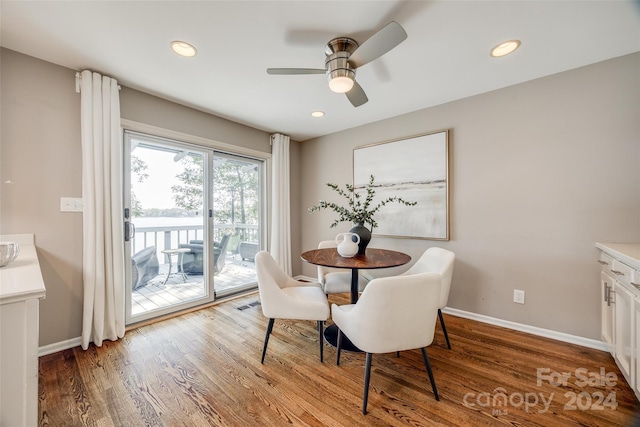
[{"left": 132, "top": 256, "right": 256, "bottom": 316}]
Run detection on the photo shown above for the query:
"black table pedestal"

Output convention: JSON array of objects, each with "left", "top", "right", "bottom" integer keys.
[{"left": 324, "top": 324, "right": 361, "bottom": 352}]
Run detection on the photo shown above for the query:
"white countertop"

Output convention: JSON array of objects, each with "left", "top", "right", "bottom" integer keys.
[
  {"left": 0, "top": 234, "right": 46, "bottom": 304},
  {"left": 596, "top": 242, "right": 640, "bottom": 271}
]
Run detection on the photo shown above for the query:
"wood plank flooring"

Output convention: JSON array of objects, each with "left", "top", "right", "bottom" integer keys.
[{"left": 39, "top": 293, "right": 640, "bottom": 426}]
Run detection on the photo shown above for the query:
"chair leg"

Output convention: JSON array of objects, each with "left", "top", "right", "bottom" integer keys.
[
  {"left": 336, "top": 328, "right": 343, "bottom": 366},
  {"left": 317, "top": 320, "right": 324, "bottom": 362},
  {"left": 396, "top": 351, "right": 400, "bottom": 358},
  {"left": 363, "top": 353, "right": 373, "bottom": 414},
  {"left": 261, "top": 318, "right": 275, "bottom": 364},
  {"left": 438, "top": 309, "right": 451, "bottom": 349},
  {"left": 420, "top": 347, "right": 439, "bottom": 401}
]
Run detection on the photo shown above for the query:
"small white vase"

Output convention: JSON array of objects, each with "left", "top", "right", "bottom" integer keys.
[{"left": 335, "top": 233, "right": 360, "bottom": 258}]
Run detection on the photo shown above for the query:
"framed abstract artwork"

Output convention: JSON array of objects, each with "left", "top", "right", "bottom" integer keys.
[{"left": 353, "top": 130, "right": 449, "bottom": 240}]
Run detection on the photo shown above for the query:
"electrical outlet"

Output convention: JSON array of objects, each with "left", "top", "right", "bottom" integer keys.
[{"left": 514, "top": 289, "right": 525, "bottom": 304}]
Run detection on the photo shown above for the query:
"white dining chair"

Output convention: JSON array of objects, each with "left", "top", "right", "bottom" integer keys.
[
  {"left": 255, "top": 251, "right": 330, "bottom": 363},
  {"left": 402, "top": 247, "right": 455, "bottom": 349},
  {"left": 317, "top": 240, "right": 371, "bottom": 295},
  {"left": 331, "top": 272, "right": 442, "bottom": 414}
]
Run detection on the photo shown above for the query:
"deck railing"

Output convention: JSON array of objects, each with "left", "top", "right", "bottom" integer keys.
[{"left": 132, "top": 223, "right": 259, "bottom": 263}]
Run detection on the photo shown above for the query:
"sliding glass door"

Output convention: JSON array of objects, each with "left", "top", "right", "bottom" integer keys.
[
  {"left": 124, "top": 130, "right": 263, "bottom": 324},
  {"left": 211, "top": 152, "right": 262, "bottom": 298},
  {"left": 124, "top": 132, "right": 213, "bottom": 324}
]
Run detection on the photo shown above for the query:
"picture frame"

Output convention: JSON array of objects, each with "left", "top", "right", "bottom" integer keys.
[{"left": 353, "top": 129, "right": 449, "bottom": 240}]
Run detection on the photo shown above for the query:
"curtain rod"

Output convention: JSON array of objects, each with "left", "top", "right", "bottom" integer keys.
[{"left": 75, "top": 72, "right": 122, "bottom": 94}]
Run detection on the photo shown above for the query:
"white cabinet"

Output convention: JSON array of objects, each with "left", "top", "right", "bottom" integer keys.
[
  {"left": 635, "top": 297, "right": 640, "bottom": 399},
  {"left": 601, "top": 271, "right": 615, "bottom": 353},
  {"left": 596, "top": 243, "right": 640, "bottom": 402},
  {"left": 614, "top": 280, "right": 634, "bottom": 385},
  {"left": 0, "top": 234, "right": 46, "bottom": 427}
]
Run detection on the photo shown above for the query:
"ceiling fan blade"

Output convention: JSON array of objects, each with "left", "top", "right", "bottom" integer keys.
[
  {"left": 346, "top": 82, "right": 368, "bottom": 107},
  {"left": 266, "top": 68, "right": 325, "bottom": 75},
  {"left": 348, "top": 21, "right": 407, "bottom": 68}
]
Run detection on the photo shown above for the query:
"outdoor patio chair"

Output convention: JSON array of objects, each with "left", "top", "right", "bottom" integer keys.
[
  {"left": 131, "top": 246, "right": 159, "bottom": 290},
  {"left": 179, "top": 233, "right": 231, "bottom": 275},
  {"left": 239, "top": 241, "right": 259, "bottom": 261},
  {"left": 226, "top": 233, "right": 241, "bottom": 259}
]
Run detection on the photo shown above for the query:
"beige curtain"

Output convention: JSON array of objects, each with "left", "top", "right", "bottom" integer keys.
[
  {"left": 79, "top": 70, "right": 125, "bottom": 350},
  {"left": 269, "top": 133, "right": 292, "bottom": 275}
]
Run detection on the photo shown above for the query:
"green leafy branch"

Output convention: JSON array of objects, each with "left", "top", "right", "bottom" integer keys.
[{"left": 309, "top": 175, "right": 417, "bottom": 230}]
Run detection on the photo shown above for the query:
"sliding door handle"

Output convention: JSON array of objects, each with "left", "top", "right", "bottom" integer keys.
[{"left": 124, "top": 221, "right": 136, "bottom": 241}]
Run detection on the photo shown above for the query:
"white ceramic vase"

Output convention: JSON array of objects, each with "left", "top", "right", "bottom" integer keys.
[{"left": 335, "top": 233, "right": 360, "bottom": 258}]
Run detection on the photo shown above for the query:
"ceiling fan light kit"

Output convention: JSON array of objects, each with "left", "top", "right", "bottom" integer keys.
[
  {"left": 325, "top": 37, "right": 358, "bottom": 93},
  {"left": 328, "top": 75, "right": 354, "bottom": 93},
  {"left": 267, "top": 21, "right": 407, "bottom": 107}
]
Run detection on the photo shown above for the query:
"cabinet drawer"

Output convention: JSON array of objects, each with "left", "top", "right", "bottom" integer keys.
[
  {"left": 611, "top": 259, "right": 639, "bottom": 288},
  {"left": 599, "top": 252, "right": 614, "bottom": 273},
  {"left": 632, "top": 269, "right": 640, "bottom": 291},
  {"left": 611, "top": 259, "right": 632, "bottom": 284}
]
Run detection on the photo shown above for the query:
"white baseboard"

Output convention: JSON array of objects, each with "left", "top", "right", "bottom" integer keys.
[
  {"left": 39, "top": 336, "right": 82, "bottom": 356},
  {"left": 442, "top": 307, "right": 608, "bottom": 352},
  {"left": 38, "top": 305, "right": 607, "bottom": 357}
]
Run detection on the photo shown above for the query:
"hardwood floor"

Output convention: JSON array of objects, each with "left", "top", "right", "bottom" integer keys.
[{"left": 39, "top": 293, "right": 639, "bottom": 426}]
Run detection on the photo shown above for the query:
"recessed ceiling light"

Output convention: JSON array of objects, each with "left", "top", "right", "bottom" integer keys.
[
  {"left": 311, "top": 111, "right": 325, "bottom": 118},
  {"left": 171, "top": 41, "right": 197, "bottom": 57},
  {"left": 490, "top": 40, "right": 521, "bottom": 58}
]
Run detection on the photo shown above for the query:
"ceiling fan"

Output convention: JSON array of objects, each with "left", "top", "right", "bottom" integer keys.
[{"left": 266, "top": 21, "right": 407, "bottom": 107}]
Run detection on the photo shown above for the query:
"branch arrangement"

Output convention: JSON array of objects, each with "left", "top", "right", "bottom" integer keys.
[{"left": 309, "top": 175, "right": 417, "bottom": 230}]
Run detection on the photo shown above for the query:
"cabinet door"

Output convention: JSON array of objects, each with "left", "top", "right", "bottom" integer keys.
[
  {"left": 635, "top": 297, "right": 640, "bottom": 400},
  {"left": 614, "top": 282, "right": 634, "bottom": 388},
  {"left": 601, "top": 271, "right": 615, "bottom": 353}
]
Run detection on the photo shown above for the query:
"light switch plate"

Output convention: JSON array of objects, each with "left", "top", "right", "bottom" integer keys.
[{"left": 60, "top": 197, "right": 83, "bottom": 212}]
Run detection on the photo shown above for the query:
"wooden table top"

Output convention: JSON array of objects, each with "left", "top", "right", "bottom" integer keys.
[{"left": 300, "top": 247, "right": 411, "bottom": 270}]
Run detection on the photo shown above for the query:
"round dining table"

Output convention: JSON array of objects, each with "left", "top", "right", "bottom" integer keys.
[{"left": 301, "top": 247, "right": 411, "bottom": 351}]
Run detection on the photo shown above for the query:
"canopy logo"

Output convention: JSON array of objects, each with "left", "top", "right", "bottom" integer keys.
[{"left": 462, "top": 367, "right": 618, "bottom": 416}]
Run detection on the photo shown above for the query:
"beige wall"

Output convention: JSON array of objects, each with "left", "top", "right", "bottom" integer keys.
[
  {"left": 119, "top": 87, "right": 271, "bottom": 153},
  {"left": 298, "top": 52, "right": 640, "bottom": 340},
  {"left": 0, "top": 48, "right": 276, "bottom": 346},
  {"left": 1, "top": 49, "right": 84, "bottom": 346}
]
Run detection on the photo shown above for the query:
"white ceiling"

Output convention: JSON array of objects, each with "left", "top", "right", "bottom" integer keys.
[{"left": 2, "top": 1, "right": 639, "bottom": 141}]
